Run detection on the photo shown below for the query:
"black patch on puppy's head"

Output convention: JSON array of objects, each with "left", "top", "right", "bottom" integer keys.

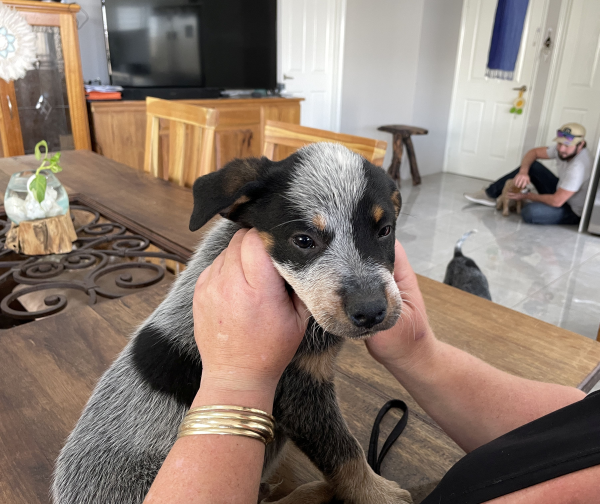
[{"left": 189, "top": 156, "right": 296, "bottom": 232}]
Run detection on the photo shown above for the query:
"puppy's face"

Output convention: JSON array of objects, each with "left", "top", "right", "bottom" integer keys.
[{"left": 190, "top": 143, "right": 402, "bottom": 339}]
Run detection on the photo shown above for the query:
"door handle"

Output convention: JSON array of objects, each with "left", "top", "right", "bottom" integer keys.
[
  {"left": 283, "top": 74, "right": 294, "bottom": 80},
  {"left": 512, "top": 85, "right": 527, "bottom": 93}
]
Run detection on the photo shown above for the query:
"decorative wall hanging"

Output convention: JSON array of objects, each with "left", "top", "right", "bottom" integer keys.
[
  {"left": 486, "top": 0, "right": 530, "bottom": 81},
  {"left": 510, "top": 85, "right": 526, "bottom": 114},
  {"left": 0, "top": 1, "right": 37, "bottom": 82}
]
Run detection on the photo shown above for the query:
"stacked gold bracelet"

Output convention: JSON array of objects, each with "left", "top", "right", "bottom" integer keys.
[{"left": 177, "top": 405, "right": 275, "bottom": 445}]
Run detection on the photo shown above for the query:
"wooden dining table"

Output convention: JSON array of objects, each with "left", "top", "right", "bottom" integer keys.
[{"left": 1, "top": 151, "right": 599, "bottom": 504}]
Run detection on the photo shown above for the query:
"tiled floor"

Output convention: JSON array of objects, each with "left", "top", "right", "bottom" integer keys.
[{"left": 396, "top": 172, "right": 600, "bottom": 340}]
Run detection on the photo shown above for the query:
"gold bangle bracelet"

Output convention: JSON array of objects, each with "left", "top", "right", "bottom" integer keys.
[
  {"left": 179, "top": 419, "right": 274, "bottom": 442},
  {"left": 187, "top": 405, "right": 275, "bottom": 423},
  {"left": 177, "top": 405, "right": 276, "bottom": 444},
  {"left": 178, "top": 427, "right": 268, "bottom": 444},
  {"left": 184, "top": 411, "right": 273, "bottom": 426}
]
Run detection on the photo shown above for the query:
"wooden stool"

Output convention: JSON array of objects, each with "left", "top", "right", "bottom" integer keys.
[{"left": 377, "top": 125, "right": 428, "bottom": 187}]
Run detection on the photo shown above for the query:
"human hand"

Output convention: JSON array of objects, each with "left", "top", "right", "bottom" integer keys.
[
  {"left": 193, "top": 229, "right": 308, "bottom": 397},
  {"left": 513, "top": 172, "right": 530, "bottom": 189},
  {"left": 507, "top": 191, "right": 528, "bottom": 201},
  {"left": 365, "top": 240, "right": 435, "bottom": 371}
]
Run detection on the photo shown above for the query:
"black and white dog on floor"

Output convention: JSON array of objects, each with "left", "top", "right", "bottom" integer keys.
[
  {"left": 443, "top": 230, "right": 492, "bottom": 301},
  {"left": 52, "top": 143, "right": 412, "bottom": 504}
]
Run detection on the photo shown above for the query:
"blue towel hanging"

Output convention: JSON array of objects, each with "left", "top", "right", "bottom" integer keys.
[{"left": 486, "top": 0, "right": 530, "bottom": 80}]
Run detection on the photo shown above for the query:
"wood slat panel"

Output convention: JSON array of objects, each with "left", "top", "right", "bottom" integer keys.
[
  {"left": 0, "top": 80, "right": 25, "bottom": 156},
  {"left": 263, "top": 120, "right": 387, "bottom": 166},
  {"left": 59, "top": 12, "right": 91, "bottom": 151},
  {"left": 144, "top": 98, "right": 218, "bottom": 187},
  {"left": 89, "top": 98, "right": 303, "bottom": 171}
]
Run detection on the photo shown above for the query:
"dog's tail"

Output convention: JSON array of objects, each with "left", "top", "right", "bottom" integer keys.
[{"left": 454, "top": 229, "right": 477, "bottom": 257}]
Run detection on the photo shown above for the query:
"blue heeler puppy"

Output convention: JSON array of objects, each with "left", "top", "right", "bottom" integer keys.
[{"left": 52, "top": 143, "right": 413, "bottom": 504}]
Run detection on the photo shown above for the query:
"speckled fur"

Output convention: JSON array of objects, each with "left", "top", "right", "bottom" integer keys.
[{"left": 52, "top": 143, "right": 411, "bottom": 504}]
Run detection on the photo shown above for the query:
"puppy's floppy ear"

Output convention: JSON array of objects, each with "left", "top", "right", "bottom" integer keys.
[{"left": 189, "top": 157, "right": 269, "bottom": 231}]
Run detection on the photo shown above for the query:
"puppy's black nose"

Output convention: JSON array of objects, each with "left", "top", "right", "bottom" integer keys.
[{"left": 346, "top": 298, "right": 387, "bottom": 329}]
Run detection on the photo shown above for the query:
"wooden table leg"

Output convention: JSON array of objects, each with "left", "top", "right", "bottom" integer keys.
[
  {"left": 386, "top": 134, "right": 403, "bottom": 187},
  {"left": 402, "top": 134, "right": 421, "bottom": 186}
]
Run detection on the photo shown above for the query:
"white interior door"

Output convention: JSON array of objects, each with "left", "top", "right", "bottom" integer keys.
[
  {"left": 445, "top": 0, "right": 548, "bottom": 180},
  {"left": 279, "top": 0, "right": 345, "bottom": 130},
  {"left": 542, "top": 0, "right": 600, "bottom": 162}
]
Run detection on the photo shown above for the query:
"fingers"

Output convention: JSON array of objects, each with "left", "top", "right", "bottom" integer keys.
[
  {"left": 220, "top": 228, "right": 249, "bottom": 277},
  {"left": 196, "top": 249, "right": 226, "bottom": 289},
  {"left": 393, "top": 240, "right": 418, "bottom": 287},
  {"left": 240, "top": 228, "right": 282, "bottom": 291},
  {"left": 196, "top": 229, "right": 247, "bottom": 291}
]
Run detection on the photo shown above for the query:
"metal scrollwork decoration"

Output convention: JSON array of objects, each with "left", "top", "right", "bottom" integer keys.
[{"left": 0, "top": 204, "right": 186, "bottom": 322}]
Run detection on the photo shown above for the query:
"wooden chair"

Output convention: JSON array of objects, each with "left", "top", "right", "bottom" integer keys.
[
  {"left": 144, "top": 97, "right": 219, "bottom": 187},
  {"left": 262, "top": 120, "right": 387, "bottom": 167}
]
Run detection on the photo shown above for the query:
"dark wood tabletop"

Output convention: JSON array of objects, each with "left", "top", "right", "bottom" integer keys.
[{"left": 1, "top": 151, "right": 600, "bottom": 504}]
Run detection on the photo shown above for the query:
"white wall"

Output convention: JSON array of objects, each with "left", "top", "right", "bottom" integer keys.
[
  {"left": 339, "top": 0, "right": 462, "bottom": 177},
  {"left": 411, "top": 0, "right": 463, "bottom": 176},
  {"left": 339, "top": 0, "right": 424, "bottom": 169},
  {"left": 76, "top": 0, "right": 110, "bottom": 84},
  {"left": 81, "top": 0, "right": 308, "bottom": 88}
]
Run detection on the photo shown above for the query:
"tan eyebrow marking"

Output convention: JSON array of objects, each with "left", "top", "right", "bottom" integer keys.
[
  {"left": 312, "top": 214, "right": 327, "bottom": 231},
  {"left": 258, "top": 231, "right": 275, "bottom": 253},
  {"left": 372, "top": 205, "right": 385, "bottom": 223}
]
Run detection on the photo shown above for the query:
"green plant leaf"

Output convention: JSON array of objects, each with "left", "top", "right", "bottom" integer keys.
[
  {"left": 29, "top": 173, "right": 47, "bottom": 203},
  {"left": 34, "top": 140, "right": 48, "bottom": 162},
  {"left": 50, "top": 165, "right": 63, "bottom": 173},
  {"left": 516, "top": 108, "right": 523, "bottom": 115},
  {"left": 510, "top": 107, "right": 516, "bottom": 113},
  {"left": 50, "top": 152, "right": 61, "bottom": 164}
]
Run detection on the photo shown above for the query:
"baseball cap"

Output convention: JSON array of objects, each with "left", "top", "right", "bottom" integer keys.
[{"left": 553, "top": 123, "right": 586, "bottom": 146}]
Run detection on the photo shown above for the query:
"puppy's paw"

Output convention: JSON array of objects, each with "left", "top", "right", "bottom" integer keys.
[
  {"left": 368, "top": 474, "right": 412, "bottom": 504},
  {"left": 331, "top": 459, "right": 412, "bottom": 504},
  {"left": 262, "top": 480, "right": 334, "bottom": 503}
]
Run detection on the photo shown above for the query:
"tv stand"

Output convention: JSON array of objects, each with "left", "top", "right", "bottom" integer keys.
[{"left": 121, "top": 87, "right": 223, "bottom": 101}]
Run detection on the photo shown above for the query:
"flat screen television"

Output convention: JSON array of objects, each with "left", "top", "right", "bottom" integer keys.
[{"left": 102, "top": 0, "right": 277, "bottom": 97}]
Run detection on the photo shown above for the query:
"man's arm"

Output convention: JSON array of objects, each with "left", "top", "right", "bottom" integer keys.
[
  {"left": 514, "top": 147, "right": 551, "bottom": 188},
  {"left": 509, "top": 187, "right": 575, "bottom": 207},
  {"left": 520, "top": 146, "right": 551, "bottom": 170}
]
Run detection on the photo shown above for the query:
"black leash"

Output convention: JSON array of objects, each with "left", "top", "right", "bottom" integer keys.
[{"left": 367, "top": 399, "right": 409, "bottom": 475}]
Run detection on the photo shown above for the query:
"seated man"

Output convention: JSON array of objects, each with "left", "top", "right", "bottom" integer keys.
[{"left": 464, "top": 122, "right": 592, "bottom": 225}]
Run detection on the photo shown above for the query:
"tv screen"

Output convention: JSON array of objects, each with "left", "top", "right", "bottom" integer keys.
[{"left": 103, "top": 0, "right": 277, "bottom": 90}]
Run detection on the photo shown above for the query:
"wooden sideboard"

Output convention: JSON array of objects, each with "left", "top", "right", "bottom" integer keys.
[{"left": 89, "top": 97, "right": 303, "bottom": 173}]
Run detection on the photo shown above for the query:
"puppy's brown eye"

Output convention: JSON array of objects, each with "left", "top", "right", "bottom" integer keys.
[
  {"left": 293, "top": 235, "right": 315, "bottom": 249},
  {"left": 378, "top": 225, "right": 392, "bottom": 238}
]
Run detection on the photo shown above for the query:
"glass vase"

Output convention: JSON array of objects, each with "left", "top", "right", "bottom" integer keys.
[{"left": 4, "top": 170, "right": 69, "bottom": 225}]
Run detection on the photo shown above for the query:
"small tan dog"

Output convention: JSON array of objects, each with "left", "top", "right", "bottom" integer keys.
[{"left": 496, "top": 178, "right": 523, "bottom": 216}]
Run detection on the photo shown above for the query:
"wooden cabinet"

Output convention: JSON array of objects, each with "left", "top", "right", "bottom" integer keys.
[
  {"left": 89, "top": 98, "right": 303, "bottom": 172},
  {"left": 0, "top": 0, "right": 91, "bottom": 157}
]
